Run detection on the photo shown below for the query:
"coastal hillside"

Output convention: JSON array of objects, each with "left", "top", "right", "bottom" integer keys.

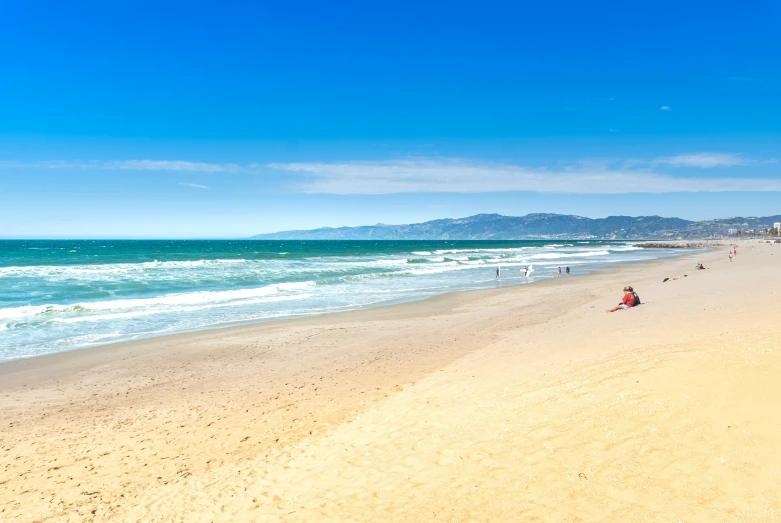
[{"left": 252, "top": 213, "right": 781, "bottom": 240}]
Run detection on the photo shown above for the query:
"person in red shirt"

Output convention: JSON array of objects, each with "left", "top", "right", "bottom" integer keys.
[{"left": 605, "top": 286, "right": 635, "bottom": 313}]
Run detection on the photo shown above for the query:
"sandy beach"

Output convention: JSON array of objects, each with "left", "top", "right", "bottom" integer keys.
[{"left": 2, "top": 242, "right": 781, "bottom": 521}]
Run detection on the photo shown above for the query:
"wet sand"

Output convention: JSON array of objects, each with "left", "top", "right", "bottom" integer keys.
[{"left": 2, "top": 242, "right": 780, "bottom": 521}]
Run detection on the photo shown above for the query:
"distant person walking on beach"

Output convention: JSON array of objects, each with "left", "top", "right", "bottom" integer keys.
[
  {"left": 606, "top": 286, "right": 635, "bottom": 313},
  {"left": 566, "top": 266, "right": 570, "bottom": 276},
  {"left": 729, "top": 252, "right": 733, "bottom": 262},
  {"left": 523, "top": 266, "right": 529, "bottom": 277},
  {"left": 496, "top": 265, "right": 500, "bottom": 278},
  {"left": 557, "top": 267, "right": 562, "bottom": 276}
]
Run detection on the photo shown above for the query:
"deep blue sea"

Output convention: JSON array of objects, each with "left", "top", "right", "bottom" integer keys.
[{"left": 0, "top": 240, "right": 695, "bottom": 363}]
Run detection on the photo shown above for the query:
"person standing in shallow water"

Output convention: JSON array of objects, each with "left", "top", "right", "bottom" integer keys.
[
  {"left": 566, "top": 266, "right": 570, "bottom": 276},
  {"left": 557, "top": 267, "right": 562, "bottom": 277},
  {"left": 496, "top": 265, "right": 500, "bottom": 278}
]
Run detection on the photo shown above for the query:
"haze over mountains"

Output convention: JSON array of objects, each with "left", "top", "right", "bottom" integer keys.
[{"left": 253, "top": 213, "right": 781, "bottom": 240}]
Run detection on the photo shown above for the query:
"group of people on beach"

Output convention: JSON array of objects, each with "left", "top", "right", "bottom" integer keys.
[
  {"left": 495, "top": 265, "right": 566, "bottom": 278},
  {"left": 612, "top": 244, "right": 736, "bottom": 312},
  {"left": 581, "top": 243, "right": 742, "bottom": 314},
  {"left": 494, "top": 263, "right": 638, "bottom": 314}
]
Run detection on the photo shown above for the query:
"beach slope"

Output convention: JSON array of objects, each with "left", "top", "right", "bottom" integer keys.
[{"left": 2, "top": 243, "right": 780, "bottom": 521}]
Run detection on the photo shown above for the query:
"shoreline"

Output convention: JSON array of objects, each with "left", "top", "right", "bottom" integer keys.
[
  {"left": 7, "top": 242, "right": 781, "bottom": 521},
  {"left": 0, "top": 245, "right": 704, "bottom": 373}
]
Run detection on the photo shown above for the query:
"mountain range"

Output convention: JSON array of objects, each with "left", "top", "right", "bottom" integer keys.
[{"left": 252, "top": 213, "right": 781, "bottom": 240}]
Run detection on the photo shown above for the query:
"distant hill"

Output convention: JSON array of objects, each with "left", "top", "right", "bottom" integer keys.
[{"left": 251, "top": 213, "right": 781, "bottom": 240}]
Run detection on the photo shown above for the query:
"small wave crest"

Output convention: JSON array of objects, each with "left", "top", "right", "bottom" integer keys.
[
  {"left": 407, "top": 257, "right": 454, "bottom": 265},
  {"left": 0, "top": 258, "right": 253, "bottom": 278},
  {"left": 530, "top": 250, "right": 610, "bottom": 260},
  {"left": 51, "top": 294, "right": 313, "bottom": 324},
  {"left": 0, "top": 281, "right": 316, "bottom": 321}
]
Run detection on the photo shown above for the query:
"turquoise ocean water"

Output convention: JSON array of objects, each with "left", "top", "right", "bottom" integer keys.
[{"left": 0, "top": 240, "right": 695, "bottom": 363}]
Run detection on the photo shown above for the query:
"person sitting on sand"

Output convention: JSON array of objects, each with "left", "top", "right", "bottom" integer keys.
[
  {"left": 627, "top": 285, "right": 641, "bottom": 305},
  {"left": 605, "top": 286, "right": 635, "bottom": 313}
]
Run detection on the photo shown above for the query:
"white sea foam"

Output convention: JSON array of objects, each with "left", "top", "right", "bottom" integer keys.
[
  {"left": 530, "top": 250, "right": 610, "bottom": 260},
  {"left": 608, "top": 245, "right": 642, "bottom": 252},
  {"left": 0, "top": 281, "right": 316, "bottom": 321},
  {"left": 433, "top": 247, "right": 530, "bottom": 255},
  {"left": 404, "top": 264, "right": 476, "bottom": 276},
  {"left": 0, "top": 258, "right": 253, "bottom": 278},
  {"left": 52, "top": 294, "right": 313, "bottom": 324}
]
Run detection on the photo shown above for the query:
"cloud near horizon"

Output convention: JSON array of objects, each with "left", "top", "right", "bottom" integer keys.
[
  {"left": 0, "top": 159, "right": 246, "bottom": 172},
  {"left": 2, "top": 156, "right": 778, "bottom": 195},
  {"left": 177, "top": 182, "right": 209, "bottom": 189},
  {"left": 269, "top": 158, "right": 781, "bottom": 195},
  {"left": 110, "top": 160, "right": 242, "bottom": 172},
  {"left": 651, "top": 153, "right": 750, "bottom": 168}
]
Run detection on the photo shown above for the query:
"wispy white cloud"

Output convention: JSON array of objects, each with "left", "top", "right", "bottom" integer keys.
[
  {"left": 268, "top": 158, "right": 781, "bottom": 195},
  {"left": 109, "top": 160, "right": 242, "bottom": 172},
  {"left": 0, "top": 160, "right": 84, "bottom": 169},
  {"left": 661, "top": 106, "right": 671, "bottom": 111},
  {"left": 0, "top": 159, "right": 247, "bottom": 172},
  {"left": 3, "top": 155, "right": 777, "bottom": 195},
  {"left": 652, "top": 153, "right": 750, "bottom": 168}
]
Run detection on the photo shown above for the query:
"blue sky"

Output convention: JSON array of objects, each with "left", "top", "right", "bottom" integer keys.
[{"left": 1, "top": 0, "right": 779, "bottom": 238}]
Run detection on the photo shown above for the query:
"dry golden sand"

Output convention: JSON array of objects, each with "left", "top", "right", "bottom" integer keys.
[{"left": 2, "top": 242, "right": 781, "bottom": 521}]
